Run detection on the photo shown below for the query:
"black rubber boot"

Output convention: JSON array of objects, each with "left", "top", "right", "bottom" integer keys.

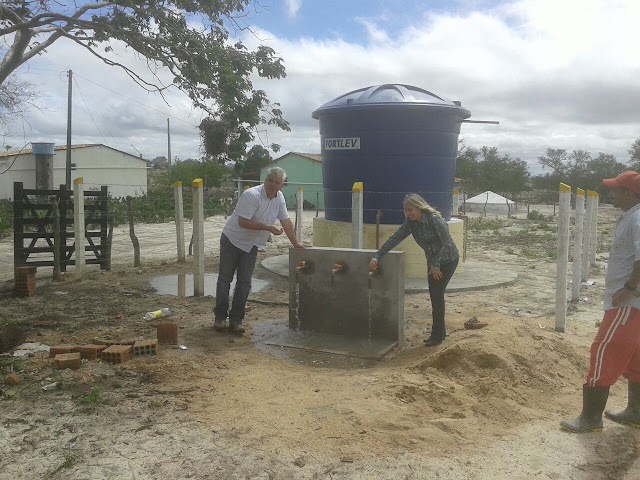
[
  {"left": 605, "top": 382, "right": 640, "bottom": 428},
  {"left": 560, "top": 384, "right": 609, "bottom": 433}
]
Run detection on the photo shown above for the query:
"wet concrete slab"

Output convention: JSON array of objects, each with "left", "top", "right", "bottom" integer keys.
[
  {"left": 262, "top": 255, "right": 517, "bottom": 293},
  {"left": 252, "top": 319, "right": 388, "bottom": 366},
  {"left": 149, "top": 273, "right": 270, "bottom": 297}
]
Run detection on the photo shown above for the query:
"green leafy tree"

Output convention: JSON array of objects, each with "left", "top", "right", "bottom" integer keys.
[
  {"left": 629, "top": 137, "right": 640, "bottom": 171},
  {"left": 234, "top": 145, "right": 272, "bottom": 179},
  {"left": 538, "top": 148, "right": 591, "bottom": 188},
  {"left": 168, "top": 159, "right": 225, "bottom": 188},
  {"left": 149, "top": 156, "right": 170, "bottom": 170},
  {"left": 0, "top": 1, "right": 289, "bottom": 147},
  {"left": 455, "top": 143, "right": 481, "bottom": 192},
  {"left": 585, "top": 153, "right": 627, "bottom": 195}
]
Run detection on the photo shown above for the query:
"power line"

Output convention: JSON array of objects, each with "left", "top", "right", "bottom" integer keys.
[{"left": 72, "top": 73, "right": 200, "bottom": 128}]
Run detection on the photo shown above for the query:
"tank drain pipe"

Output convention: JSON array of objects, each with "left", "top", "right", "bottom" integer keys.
[{"left": 375, "top": 210, "right": 382, "bottom": 249}]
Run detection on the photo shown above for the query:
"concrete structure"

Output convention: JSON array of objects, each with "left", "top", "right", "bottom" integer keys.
[
  {"left": 312, "top": 217, "right": 464, "bottom": 278},
  {"left": 260, "top": 152, "right": 323, "bottom": 209},
  {"left": 287, "top": 247, "right": 405, "bottom": 357},
  {"left": 0, "top": 144, "right": 148, "bottom": 200},
  {"left": 464, "top": 191, "right": 517, "bottom": 215}
]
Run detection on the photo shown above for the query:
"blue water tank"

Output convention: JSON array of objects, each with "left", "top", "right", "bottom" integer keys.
[{"left": 312, "top": 84, "right": 471, "bottom": 224}]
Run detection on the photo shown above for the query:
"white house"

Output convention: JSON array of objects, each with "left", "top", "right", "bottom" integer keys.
[{"left": 0, "top": 144, "right": 148, "bottom": 200}]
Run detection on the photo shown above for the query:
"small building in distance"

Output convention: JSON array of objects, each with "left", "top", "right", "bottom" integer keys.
[
  {"left": 0, "top": 143, "right": 148, "bottom": 200},
  {"left": 260, "top": 152, "right": 324, "bottom": 209}
]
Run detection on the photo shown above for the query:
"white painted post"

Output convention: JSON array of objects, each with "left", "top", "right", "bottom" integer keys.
[
  {"left": 296, "top": 187, "right": 304, "bottom": 242},
  {"left": 352, "top": 182, "right": 364, "bottom": 249},
  {"left": 73, "top": 177, "right": 85, "bottom": 276},
  {"left": 555, "top": 183, "right": 571, "bottom": 333},
  {"left": 571, "top": 188, "right": 585, "bottom": 301},
  {"left": 173, "top": 180, "right": 185, "bottom": 263},
  {"left": 581, "top": 191, "right": 595, "bottom": 282},
  {"left": 590, "top": 191, "right": 599, "bottom": 267},
  {"left": 452, "top": 187, "right": 460, "bottom": 215},
  {"left": 192, "top": 178, "right": 205, "bottom": 297}
]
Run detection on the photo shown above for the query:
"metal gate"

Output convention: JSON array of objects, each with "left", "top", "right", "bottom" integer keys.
[{"left": 13, "top": 182, "right": 110, "bottom": 271}]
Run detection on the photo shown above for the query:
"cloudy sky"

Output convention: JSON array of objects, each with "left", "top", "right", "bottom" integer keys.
[{"left": 3, "top": 0, "right": 639, "bottom": 174}]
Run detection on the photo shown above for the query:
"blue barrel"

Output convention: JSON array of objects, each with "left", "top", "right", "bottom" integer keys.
[
  {"left": 31, "top": 142, "right": 55, "bottom": 155},
  {"left": 312, "top": 84, "right": 470, "bottom": 223}
]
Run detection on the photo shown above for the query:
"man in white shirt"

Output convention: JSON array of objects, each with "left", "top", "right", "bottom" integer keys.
[
  {"left": 215, "top": 167, "right": 304, "bottom": 334},
  {"left": 561, "top": 171, "right": 640, "bottom": 433}
]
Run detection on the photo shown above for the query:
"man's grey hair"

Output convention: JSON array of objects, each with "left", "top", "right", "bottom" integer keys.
[{"left": 265, "top": 166, "right": 287, "bottom": 182}]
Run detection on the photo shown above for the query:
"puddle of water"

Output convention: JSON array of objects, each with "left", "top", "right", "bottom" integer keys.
[
  {"left": 149, "top": 273, "right": 270, "bottom": 297},
  {"left": 251, "top": 319, "right": 380, "bottom": 370}
]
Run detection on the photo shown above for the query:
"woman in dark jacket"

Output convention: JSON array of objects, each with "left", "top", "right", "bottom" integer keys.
[{"left": 369, "top": 193, "right": 459, "bottom": 346}]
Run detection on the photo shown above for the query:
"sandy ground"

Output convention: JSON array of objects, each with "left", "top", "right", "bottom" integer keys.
[{"left": 2, "top": 207, "right": 640, "bottom": 479}]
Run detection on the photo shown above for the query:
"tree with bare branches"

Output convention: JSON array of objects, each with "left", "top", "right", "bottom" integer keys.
[{"left": 0, "top": 1, "right": 290, "bottom": 150}]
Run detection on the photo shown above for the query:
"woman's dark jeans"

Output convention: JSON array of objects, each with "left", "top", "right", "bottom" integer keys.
[
  {"left": 214, "top": 234, "right": 258, "bottom": 326},
  {"left": 427, "top": 258, "right": 459, "bottom": 341}
]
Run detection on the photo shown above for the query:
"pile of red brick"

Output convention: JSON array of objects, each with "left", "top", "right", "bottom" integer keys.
[{"left": 49, "top": 322, "right": 180, "bottom": 370}]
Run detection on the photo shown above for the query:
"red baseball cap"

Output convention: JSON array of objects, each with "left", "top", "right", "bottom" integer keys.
[{"left": 602, "top": 171, "right": 640, "bottom": 194}]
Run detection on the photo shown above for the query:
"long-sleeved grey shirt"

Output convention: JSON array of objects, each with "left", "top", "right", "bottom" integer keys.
[{"left": 375, "top": 213, "right": 459, "bottom": 269}]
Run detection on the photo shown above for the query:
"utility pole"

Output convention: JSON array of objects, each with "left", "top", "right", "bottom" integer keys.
[
  {"left": 167, "top": 118, "right": 172, "bottom": 167},
  {"left": 66, "top": 70, "right": 72, "bottom": 189}
]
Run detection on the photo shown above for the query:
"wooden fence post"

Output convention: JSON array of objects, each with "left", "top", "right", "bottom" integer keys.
[
  {"left": 192, "top": 178, "right": 205, "bottom": 297},
  {"left": 126, "top": 196, "right": 141, "bottom": 267},
  {"left": 52, "top": 198, "right": 61, "bottom": 281},
  {"left": 571, "top": 188, "right": 585, "bottom": 301},
  {"left": 174, "top": 180, "right": 185, "bottom": 263},
  {"left": 73, "top": 177, "right": 85, "bottom": 276},
  {"left": 351, "top": 182, "right": 363, "bottom": 249},
  {"left": 555, "top": 183, "right": 571, "bottom": 333}
]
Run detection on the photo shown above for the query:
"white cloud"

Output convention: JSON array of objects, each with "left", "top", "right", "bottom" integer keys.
[
  {"left": 3, "top": 0, "right": 639, "bottom": 174},
  {"left": 285, "top": 0, "right": 302, "bottom": 18}
]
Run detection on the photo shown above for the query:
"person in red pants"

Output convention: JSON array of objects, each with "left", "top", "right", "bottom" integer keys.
[{"left": 561, "top": 171, "right": 640, "bottom": 433}]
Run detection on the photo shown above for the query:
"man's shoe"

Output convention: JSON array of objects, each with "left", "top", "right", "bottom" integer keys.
[
  {"left": 229, "top": 324, "right": 245, "bottom": 335},
  {"left": 423, "top": 336, "right": 443, "bottom": 347},
  {"left": 214, "top": 319, "right": 227, "bottom": 332}
]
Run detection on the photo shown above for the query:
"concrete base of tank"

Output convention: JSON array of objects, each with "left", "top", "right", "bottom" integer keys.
[{"left": 312, "top": 217, "right": 464, "bottom": 278}]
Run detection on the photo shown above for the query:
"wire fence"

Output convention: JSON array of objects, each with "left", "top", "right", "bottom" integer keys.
[{"left": 1, "top": 181, "right": 617, "bottom": 268}]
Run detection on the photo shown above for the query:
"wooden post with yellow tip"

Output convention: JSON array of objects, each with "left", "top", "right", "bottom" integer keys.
[
  {"left": 571, "top": 188, "right": 585, "bottom": 301},
  {"left": 192, "top": 178, "right": 205, "bottom": 296},
  {"left": 73, "top": 177, "right": 85, "bottom": 276},
  {"left": 351, "top": 182, "right": 363, "bottom": 249},
  {"left": 173, "top": 180, "right": 185, "bottom": 263},
  {"left": 556, "top": 182, "right": 571, "bottom": 332}
]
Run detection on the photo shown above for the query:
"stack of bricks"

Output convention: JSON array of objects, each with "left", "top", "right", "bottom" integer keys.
[
  {"left": 101, "top": 345, "right": 133, "bottom": 364},
  {"left": 133, "top": 339, "right": 158, "bottom": 356},
  {"left": 14, "top": 266, "right": 37, "bottom": 297},
  {"left": 76, "top": 344, "right": 107, "bottom": 360},
  {"left": 49, "top": 345, "right": 78, "bottom": 358}
]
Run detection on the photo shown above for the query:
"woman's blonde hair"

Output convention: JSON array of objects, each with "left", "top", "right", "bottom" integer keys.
[{"left": 403, "top": 193, "right": 442, "bottom": 217}]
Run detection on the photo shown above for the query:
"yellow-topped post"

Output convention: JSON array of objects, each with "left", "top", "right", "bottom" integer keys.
[
  {"left": 192, "top": 178, "right": 205, "bottom": 296},
  {"left": 352, "top": 182, "right": 364, "bottom": 249},
  {"left": 582, "top": 190, "right": 596, "bottom": 281},
  {"left": 73, "top": 176, "right": 85, "bottom": 275},
  {"left": 555, "top": 182, "right": 571, "bottom": 332},
  {"left": 571, "top": 187, "right": 586, "bottom": 301},
  {"left": 174, "top": 180, "right": 185, "bottom": 262}
]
